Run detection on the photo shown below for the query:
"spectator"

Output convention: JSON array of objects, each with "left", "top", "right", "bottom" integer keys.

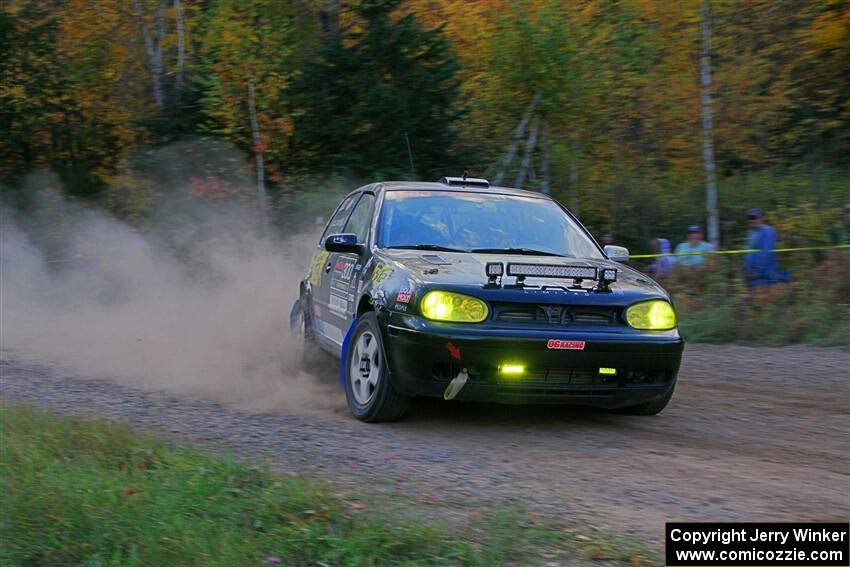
[
  {"left": 744, "top": 208, "right": 789, "bottom": 287},
  {"left": 673, "top": 225, "right": 714, "bottom": 268},
  {"left": 829, "top": 204, "right": 850, "bottom": 246},
  {"left": 599, "top": 231, "right": 615, "bottom": 246},
  {"left": 647, "top": 238, "right": 674, "bottom": 278}
]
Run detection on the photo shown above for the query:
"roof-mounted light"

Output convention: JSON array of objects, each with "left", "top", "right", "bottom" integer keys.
[{"left": 438, "top": 176, "right": 490, "bottom": 188}]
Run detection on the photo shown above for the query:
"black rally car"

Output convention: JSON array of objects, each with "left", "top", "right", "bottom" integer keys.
[{"left": 292, "top": 177, "right": 684, "bottom": 422}]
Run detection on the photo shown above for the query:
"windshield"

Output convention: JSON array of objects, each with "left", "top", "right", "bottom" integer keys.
[{"left": 377, "top": 190, "right": 604, "bottom": 259}]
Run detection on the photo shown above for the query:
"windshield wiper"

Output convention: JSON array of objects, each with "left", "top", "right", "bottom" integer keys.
[
  {"left": 386, "top": 244, "right": 468, "bottom": 253},
  {"left": 471, "top": 247, "right": 572, "bottom": 257}
]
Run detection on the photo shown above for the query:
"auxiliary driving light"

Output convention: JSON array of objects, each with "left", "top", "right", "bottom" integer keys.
[
  {"left": 499, "top": 364, "right": 525, "bottom": 375},
  {"left": 486, "top": 262, "right": 504, "bottom": 277},
  {"left": 598, "top": 367, "right": 617, "bottom": 375},
  {"left": 601, "top": 268, "right": 618, "bottom": 282},
  {"left": 506, "top": 263, "right": 597, "bottom": 279}
]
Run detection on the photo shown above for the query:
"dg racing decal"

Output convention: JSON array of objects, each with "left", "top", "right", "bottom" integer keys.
[{"left": 547, "top": 339, "right": 585, "bottom": 350}]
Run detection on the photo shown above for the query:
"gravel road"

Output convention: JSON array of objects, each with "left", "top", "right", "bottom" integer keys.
[{"left": 2, "top": 344, "right": 848, "bottom": 545}]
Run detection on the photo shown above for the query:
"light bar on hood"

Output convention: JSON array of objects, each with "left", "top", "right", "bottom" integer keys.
[{"left": 506, "top": 263, "right": 598, "bottom": 280}]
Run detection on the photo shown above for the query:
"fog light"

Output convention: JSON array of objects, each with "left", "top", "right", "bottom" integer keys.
[
  {"left": 499, "top": 364, "right": 525, "bottom": 375},
  {"left": 598, "top": 367, "right": 617, "bottom": 375}
]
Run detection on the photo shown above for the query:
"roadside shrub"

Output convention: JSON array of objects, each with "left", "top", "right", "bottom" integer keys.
[{"left": 649, "top": 252, "right": 850, "bottom": 346}]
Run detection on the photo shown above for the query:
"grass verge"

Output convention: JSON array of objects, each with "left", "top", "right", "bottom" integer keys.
[{"left": 0, "top": 404, "right": 654, "bottom": 566}]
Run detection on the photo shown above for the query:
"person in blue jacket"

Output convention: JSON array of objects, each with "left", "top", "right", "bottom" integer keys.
[{"left": 744, "top": 208, "right": 789, "bottom": 287}]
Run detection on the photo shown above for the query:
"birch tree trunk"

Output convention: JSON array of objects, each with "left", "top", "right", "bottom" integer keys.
[
  {"left": 174, "top": 0, "right": 186, "bottom": 92},
  {"left": 569, "top": 138, "right": 580, "bottom": 214},
  {"left": 539, "top": 121, "right": 550, "bottom": 195},
  {"left": 132, "top": 0, "right": 166, "bottom": 112},
  {"left": 700, "top": 1, "right": 720, "bottom": 246},
  {"left": 493, "top": 93, "right": 540, "bottom": 186},
  {"left": 247, "top": 81, "right": 267, "bottom": 204},
  {"left": 514, "top": 121, "right": 539, "bottom": 189}
]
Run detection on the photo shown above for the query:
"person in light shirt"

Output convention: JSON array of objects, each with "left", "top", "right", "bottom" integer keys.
[{"left": 674, "top": 225, "right": 714, "bottom": 268}]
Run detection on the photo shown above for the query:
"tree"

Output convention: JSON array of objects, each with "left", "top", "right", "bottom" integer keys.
[
  {"left": 701, "top": 1, "right": 719, "bottom": 246},
  {"left": 289, "top": 0, "right": 464, "bottom": 180},
  {"left": 198, "top": 0, "right": 297, "bottom": 188}
]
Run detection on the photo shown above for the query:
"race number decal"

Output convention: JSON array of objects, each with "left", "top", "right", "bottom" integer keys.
[{"left": 329, "top": 256, "right": 358, "bottom": 317}]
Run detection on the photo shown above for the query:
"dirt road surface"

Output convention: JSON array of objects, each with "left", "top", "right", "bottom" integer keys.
[{"left": 2, "top": 344, "right": 848, "bottom": 546}]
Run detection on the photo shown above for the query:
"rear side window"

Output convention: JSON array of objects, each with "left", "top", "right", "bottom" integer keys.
[
  {"left": 321, "top": 194, "right": 358, "bottom": 242},
  {"left": 343, "top": 193, "right": 376, "bottom": 244}
]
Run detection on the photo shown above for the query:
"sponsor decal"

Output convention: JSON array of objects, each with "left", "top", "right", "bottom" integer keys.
[
  {"left": 329, "top": 293, "right": 348, "bottom": 315},
  {"left": 371, "top": 263, "right": 393, "bottom": 285},
  {"left": 446, "top": 341, "right": 461, "bottom": 360},
  {"left": 307, "top": 250, "right": 330, "bottom": 286},
  {"left": 396, "top": 287, "right": 412, "bottom": 303},
  {"left": 547, "top": 339, "right": 585, "bottom": 350},
  {"left": 394, "top": 303, "right": 408, "bottom": 312}
]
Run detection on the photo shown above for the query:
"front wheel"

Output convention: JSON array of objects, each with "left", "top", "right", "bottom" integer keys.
[{"left": 344, "top": 312, "right": 409, "bottom": 422}]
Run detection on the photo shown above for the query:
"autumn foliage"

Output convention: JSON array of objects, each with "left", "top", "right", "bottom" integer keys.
[{"left": 1, "top": 0, "right": 847, "bottom": 247}]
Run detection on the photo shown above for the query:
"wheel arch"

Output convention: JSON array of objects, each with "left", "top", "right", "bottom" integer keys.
[{"left": 356, "top": 293, "right": 374, "bottom": 317}]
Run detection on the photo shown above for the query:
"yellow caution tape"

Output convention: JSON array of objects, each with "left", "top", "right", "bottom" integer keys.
[{"left": 630, "top": 244, "right": 850, "bottom": 259}]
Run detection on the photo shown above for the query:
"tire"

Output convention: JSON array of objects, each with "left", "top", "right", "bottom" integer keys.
[
  {"left": 344, "top": 312, "right": 410, "bottom": 422},
  {"left": 614, "top": 380, "right": 676, "bottom": 415}
]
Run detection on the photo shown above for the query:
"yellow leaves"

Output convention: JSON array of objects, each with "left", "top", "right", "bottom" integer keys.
[{"left": 807, "top": 10, "right": 849, "bottom": 49}]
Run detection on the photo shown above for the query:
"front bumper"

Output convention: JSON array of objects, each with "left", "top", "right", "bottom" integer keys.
[{"left": 381, "top": 312, "right": 684, "bottom": 408}]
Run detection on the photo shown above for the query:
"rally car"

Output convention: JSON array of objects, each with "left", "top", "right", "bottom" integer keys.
[{"left": 292, "top": 177, "right": 684, "bottom": 422}]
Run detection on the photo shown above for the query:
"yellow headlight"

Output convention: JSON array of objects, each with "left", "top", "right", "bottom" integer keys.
[
  {"left": 625, "top": 300, "right": 677, "bottom": 330},
  {"left": 420, "top": 290, "right": 488, "bottom": 323}
]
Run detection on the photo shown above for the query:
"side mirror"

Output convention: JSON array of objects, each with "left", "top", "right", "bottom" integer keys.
[
  {"left": 324, "top": 233, "right": 363, "bottom": 255},
  {"left": 604, "top": 245, "right": 629, "bottom": 263}
]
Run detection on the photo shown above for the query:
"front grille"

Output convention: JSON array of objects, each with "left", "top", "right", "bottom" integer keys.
[
  {"left": 510, "top": 367, "right": 615, "bottom": 386},
  {"left": 492, "top": 303, "right": 620, "bottom": 326},
  {"left": 432, "top": 363, "right": 616, "bottom": 387}
]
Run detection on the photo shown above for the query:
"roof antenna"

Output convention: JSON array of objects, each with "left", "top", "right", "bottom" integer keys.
[{"left": 462, "top": 170, "right": 469, "bottom": 181}]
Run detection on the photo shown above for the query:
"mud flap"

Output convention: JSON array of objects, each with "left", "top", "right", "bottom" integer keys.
[{"left": 289, "top": 299, "right": 302, "bottom": 332}]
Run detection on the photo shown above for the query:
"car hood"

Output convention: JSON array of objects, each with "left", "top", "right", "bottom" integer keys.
[{"left": 375, "top": 249, "right": 669, "bottom": 304}]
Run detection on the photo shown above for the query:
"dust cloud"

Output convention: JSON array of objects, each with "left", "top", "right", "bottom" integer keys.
[{"left": 0, "top": 175, "right": 342, "bottom": 413}]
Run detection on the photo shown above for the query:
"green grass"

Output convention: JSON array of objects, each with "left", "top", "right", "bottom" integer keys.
[{"left": 0, "top": 405, "right": 654, "bottom": 566}]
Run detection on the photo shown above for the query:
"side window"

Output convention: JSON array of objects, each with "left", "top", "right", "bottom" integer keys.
[
  {"left": 321, "top": 195, "right": 358, "bottom": 242},
  {"left": 343, "top": 193, "right": 376, "bottom": 244}
]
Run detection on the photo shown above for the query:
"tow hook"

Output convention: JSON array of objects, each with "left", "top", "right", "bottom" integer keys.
[{"left": 443, "top": 368, "right": 469, "bottom": 401}]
